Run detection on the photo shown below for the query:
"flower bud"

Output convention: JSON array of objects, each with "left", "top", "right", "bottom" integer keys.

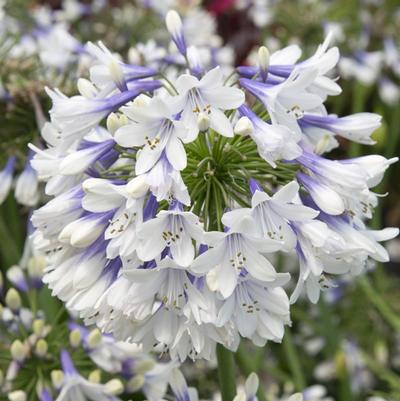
[
  {"left": 8, "top": 390, "right": 27, "bottom": 401},
  {"left": 77, "top": 78, "right": 97, "bottom": 98},
  {"left": 233, "top": 391, "right": 246, "bottom": 401},
  {"left": 0, "top": 369, "right": 4, "bottom": 386},
  {"left": 258, "top": 46, "right": 270, "bottom": 72},
  {"left": 35, "top": 339, "right": 48, "bottom": 357},
  {"left": 51, "top": 370, "right": 64, "bottom": 389},
  {"left": 128, "top": 47, "right": 140, "bottom": 65},
  {"left": 197, "top": 112, "right": 210, "bottom": 131},
  {"left": 27, "top": 256, "right": 46, "bottom": 281},
  {"left": 105, "top": 379, "right": 124, "bottom": 395},
  {"left": 314, "top": 134, "right": 332, "bottom": 155},
  {"left": 7, "top": 266, "right": 28, "bottom": 292},
  {"left": 5, "top": 288, "right": 21, "bottom": 311},
  {"left": 245, "top": 373, "right": 259, "bottom": 397},
  {"left": 87, "top": 328, "right": 102, "bottom": 349},
  {"left": 135, "top": 359, "right": 156, "bottom": 374},
  {"left": 126, "top": 175, "right": 149, "bottom": 198},
  {"left": 32, "top": 319, "right": 45, "bottom": 337},
  {"left": 166, "top": 10, "right": 183, "bottom": 38},
  {"left": 132, "top": 94, "right": 150, "bottom": 108},
  {"left": 234, "top": 117, "right": 253, "bottom": 136},
  {"left": 6, "top": 360, "right": 20, "bottom": 381},
  {"left": 108, "top": 60, "right": 126, "bottom": 91},
  {"left": 69, "top": 329, "right": 81, "bottom": 348},
  {"left": 127, "top": 375, "right": 145, "bottom": 392},
  {"left": 88, "top": 369, "right": 101, "bottom": 384},
  {"left": 375, "top": 341, "right": 388, "bottom": 365},
  {"left": 107, "top": 113, "right": 121, "bottom": 135},
  {"left": 165, "top": 10, "right": 186, "bottom": 56},
  {"left": 11, "top": 340, "right": 28, "bottom": 362},
  {"left": 82, "top": 177, "right": 103, "bottom": 192},
  {"left": 287, "top": 394, "right": 303, "bottom": 401}
]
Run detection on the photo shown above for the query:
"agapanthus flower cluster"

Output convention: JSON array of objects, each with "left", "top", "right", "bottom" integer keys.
[{"left": 30, "top": 9, "right": 398, "bottom": 362}]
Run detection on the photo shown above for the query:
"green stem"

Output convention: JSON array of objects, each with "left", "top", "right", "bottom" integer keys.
[
  {"left": 282, "top": 328, "right": 306, "bottom": 391},
  {"left": 0, "top": 213, "right": 21, "bottom": 268},
  {"left": 358, "top": 276, "right": 400, "bottom": 332},
  {"left": 216, "top": 344, "right": 237, "bottom": 401},
  {"left": 235, "top": 346, "right": 269, "bottom": 401}
]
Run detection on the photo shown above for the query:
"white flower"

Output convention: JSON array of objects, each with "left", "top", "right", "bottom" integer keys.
[
  {"left": 216, "top": 275, "right": 290, "bottom": 345},
  {"left": 243, "top": 180, "right": 319, "bottom": 251},
  {"left": 59, "top": 137, "right": 116, "bottom": 176},
  {"left": 86, "top": 41, "right": 156, "bottom": 92},
  {"left": 238, "top": 105, "right": 302, "bottom": 166},
  {"left": 115, "top": 96, "right": 189, "bottom": 173},
  {"left": 173, "top": 67, "right": 245, "bottom": 139},
  {"left": 290, "top": 218, "right": 344, "bottom": 304},
  {"left": 300, "top": 112, "right": 382, "bottom": 145},
  {"left": 192, "top": 214, "right": 283, "bottom": 298},
  {"left": 137, "top": 203, "right": 204, "bottom": 267},
  {"left": 46, "top": 80, "right": 160, "bottom": 142},
  {"left": 144, "top": 156, "right": 190, "bottom": 205}
]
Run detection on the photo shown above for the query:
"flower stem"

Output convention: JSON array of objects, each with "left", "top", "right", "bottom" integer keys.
[
  {"left": 216, "top": 344, "right": 237, "bottom": 401},
  {"left": 358, "top": 276, "right": 400, "bottom": 332},
  {"left": 282, "top": 328, "right": 306, "bottom": 391},
  {"left": 235, "top": 346, "right": 269, "bottom": 401}
]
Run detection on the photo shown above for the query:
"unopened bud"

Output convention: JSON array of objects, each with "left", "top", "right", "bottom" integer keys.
[
  {"left": 32, "top": 319, "right": 45, "bottom": 337},
  {"left": 108, "top": 60, "right": 126, "bottom": 90},
  {"left": 287, "top": 394, "right": 303, "bottom": 401},
  {"left": 6, "top": 360, "right": 20, "bottom": 381},
  {"left": 166, "top": 10, "right": 182, "bottom": 37},
  {"left": 233, "top": 391, "right": 246, "bottom": 401},
  {"left": 107, "top": 113, "right": 120, "bottom": 135},
  {"left": 87, "top": 328, "right": 102, "bottom": 349},
  {"left": 128, "top": 47, "right": 140, "bottom": 65},
  {"left": 126, "top": 175, "right": 149, "bottom": 198},
  {"left": 314, "top": 134, "right": 332, "bottom": 155},
  {"left": 245, "top": 372, "right": 259, "bottom": 397},
  {"left": 77, "top": 78, "right": 97, "bottom": 98},
  {"left": 258, "top": 46, "right": 270, "bottom": 72},
  {"left": 107, "top": 113, "right": 129, "bottom": 135},
  {"left": 8, "top": 390, "right": 27, "bottom": 401},
  {"left": 11, "top": 340, "right": 28, "bottom": 362},
  {"left": 375, "top": 341, "right": 388, "bottom": 365},
  {"left": 135, "top": 359, "right": 156, "bottom": 374},
  {"left": 51, "top": 370, "right": 64, "bottom": 389},
  {"left": 82, "top": 177, "right": 103, "bottom": 192},
  {"left": 197, "top": 112, "right": 210, "bottom": 131},
  {"left": 88, "top": 369, "right": 101, "bottom": 384},
  {"left": 27, "top": 256, "right": 46, "bottom": 280},
  {"left": 132, "top": 94, "right": 150, "bottom": 108},
  {"left": 5, "top": 288, "right": 21, "bottom": 310},
  {"left": 35, "top": 339, "right": 48, "bottom": 357},
  {"left": 7, "top": 266, "right": 28, "bottom": 292},
  {"left": 69, "top": 329, "right": 81, "bottom": 348},
  {"left": 105, "top": 379, "right": 124, "bottom": 395},
  {"left": 127, "top": 375, "right": 145, "bottom": 392},
  {"left": 234, "top": 117, "right": 253, "bottom": 136}
]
